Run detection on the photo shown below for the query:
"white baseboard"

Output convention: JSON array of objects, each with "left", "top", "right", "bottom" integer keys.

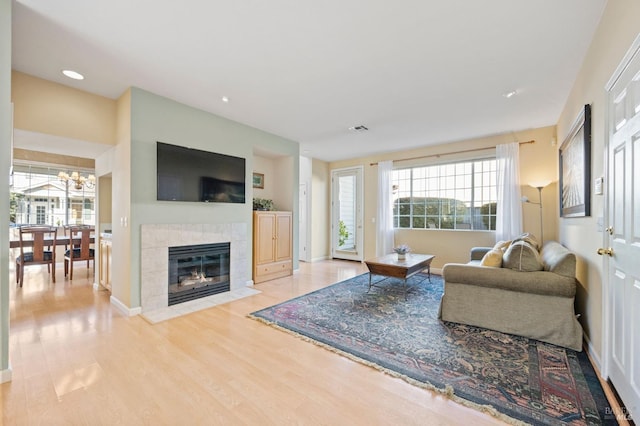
[
  {"left": 245, "top": 279, "right": 255, "bottom": 286},
  {"left": 311, "top": 256, "right": 330, "bottom": 262},
  {"left": 0, "top": 366, "right": 12, "bottom": 384},
  {"left": 431, "top": 267, "right": 443, "bottom": 275},
  {"left": 583, "top": 333, "right": 603, "bottom": 376},
  {"left": 110, "top": 295, "right": 142, "bottom": 317}
]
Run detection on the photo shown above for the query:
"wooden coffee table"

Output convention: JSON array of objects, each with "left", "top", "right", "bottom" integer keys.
[{"left": 364, "top": 253, "right": 435, "bottom": 299}]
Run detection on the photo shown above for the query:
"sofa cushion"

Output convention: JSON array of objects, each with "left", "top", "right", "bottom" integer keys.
[
  {"left": 480, "top": 248, "right": 503, "bottom": 267},
  {"left": 541, "top": 241, "right": 576, "bottom": 278},
  {"left": 503, "top": 240, "right": 544, "bottom": 271},
  {"left": 470, "top": 247, "right": 492, "bottom": 261}
]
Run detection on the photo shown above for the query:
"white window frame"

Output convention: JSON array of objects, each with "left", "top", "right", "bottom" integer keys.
[
  {"left": 10, "top": 162, "right": 96, "bottom": 227},
  {"left": 392, "top": 158, "right": 498, "bottom": 231}
]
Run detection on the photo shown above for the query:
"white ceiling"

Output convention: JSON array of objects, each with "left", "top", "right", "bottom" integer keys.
[{"left": 11, "top": 0, "right": 607, "bottom": 162}]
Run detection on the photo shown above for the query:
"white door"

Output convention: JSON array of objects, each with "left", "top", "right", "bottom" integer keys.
[
  {"left": 331, "top": 167, "right": 363, "bottom": 261},
  {"left": 603, "top": 36, "right": 640, "bottom": 422},
  {"left": 299, "top": 183, "right": 308, "bottom": 262}
]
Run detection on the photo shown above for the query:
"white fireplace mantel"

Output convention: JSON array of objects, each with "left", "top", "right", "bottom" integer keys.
[{"left": 140, "top": 223, "right": 256, "bottom": 322}]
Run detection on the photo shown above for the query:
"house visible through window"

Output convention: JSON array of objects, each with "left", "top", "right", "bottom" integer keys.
[
  {"left": 9, "top": 163, "right": 96, "bottom": 227},
  {"left": 392, "top": 158, "right": 497, "bottom": 230}
]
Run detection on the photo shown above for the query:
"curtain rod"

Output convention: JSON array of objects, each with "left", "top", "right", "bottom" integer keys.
[{"left": 369, "top": 140, "right": 535, "bottom": 166}]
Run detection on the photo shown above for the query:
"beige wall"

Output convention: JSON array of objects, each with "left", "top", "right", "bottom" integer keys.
[
  {"left": 519, "top": 126, "right": 560, "bottom": 244},
  {"left": 273, "top": 156, "right": 294, "bottom": 212},
  {"left": 110, "top": 89, "right": 132, "bottom": 307},
  {"left": 252, "top": 155, "right": 296, "bottom": 212},
  {"left": 556, "top": 0, "right": 640, "bottom": 363},
  {"left": 253, "top": 155, "right": 277, "bottom": 202},
  {"left": 328, "top": 126, "right": 559, "bottom": 270},
  {"left": 98, "top": 176, "right": 112, "bottom": 231},
  {"left": 311, "top": 159, "right": 331, "bottom": 261},
  {"left": 11, "top": 71, "right": 117, "bottom": 146}
]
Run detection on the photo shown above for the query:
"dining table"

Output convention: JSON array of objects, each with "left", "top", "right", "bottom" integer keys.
[{"left": 9, "top": 236, "right": 96, "bottom": 249}]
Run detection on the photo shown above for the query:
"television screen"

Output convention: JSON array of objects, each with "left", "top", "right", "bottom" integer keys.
[{"left": 157, "top": 142, "right": 246, "bottom": 203}]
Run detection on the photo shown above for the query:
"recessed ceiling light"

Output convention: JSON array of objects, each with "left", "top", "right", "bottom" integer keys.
[
  {"left": 62, "top": 69, "right": 84, "bottom": 80},
  {"left": 221, "top": 96, "right": 230, "bottom": 103},
  {"left": 503, "top": 90, "right": 517, "bottom": 99}
]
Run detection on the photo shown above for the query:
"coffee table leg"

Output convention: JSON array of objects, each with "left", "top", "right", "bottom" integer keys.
[
  {"left": 428, "top": 265, "right": 431, "bottom": 282},
  {"left": 404, "top": 278, "right": 408, "bottom": 300},
  {"left": 368, "top": 272, "right": 372, "bottom": 293}
]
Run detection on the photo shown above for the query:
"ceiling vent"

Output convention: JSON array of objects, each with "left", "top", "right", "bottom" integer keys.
[{"left": 348, "top": 125, "right": 369, "bottom": 132}]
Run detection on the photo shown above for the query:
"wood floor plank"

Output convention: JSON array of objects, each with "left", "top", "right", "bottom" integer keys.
[{"left": 2, "top": 259, "right": 507, "bottom": 425}]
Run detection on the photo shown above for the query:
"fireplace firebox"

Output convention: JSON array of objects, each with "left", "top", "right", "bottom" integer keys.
[{"left": 168, "top": 242, "right": 230, "bottom": 306}]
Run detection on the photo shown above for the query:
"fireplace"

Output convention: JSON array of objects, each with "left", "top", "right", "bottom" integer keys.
[
  {"left": 168, "top": 242, "right": 230, "bottom": 306},
  {"left": 141, "top": 223, "right": 250, "bottom": 315}
]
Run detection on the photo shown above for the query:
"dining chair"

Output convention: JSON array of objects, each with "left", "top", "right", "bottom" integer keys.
[
  {"left": 16, "top": 225, "right": 58, "bottom": 287},
  {"left": 64, "top": 225, "right": 95, "bottom": 280}
]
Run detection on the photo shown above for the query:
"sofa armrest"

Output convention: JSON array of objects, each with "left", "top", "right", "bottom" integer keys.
[
  {"left": 442, "top": 264, "right": 576, "bottom": 298},
  {"left": 470, "top": 247, "right": 492, "bottom": 261}
]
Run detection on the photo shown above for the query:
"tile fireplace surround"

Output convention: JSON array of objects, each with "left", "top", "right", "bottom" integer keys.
[{"left": 140, "top": 223, "right": 258, "bottom": 323}]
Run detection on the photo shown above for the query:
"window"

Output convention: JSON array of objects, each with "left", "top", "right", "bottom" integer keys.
[
  {"left": 10, "top": 163, "right": 96, "bottom": 227},
  {"left": 392, "top": 159, "right": 497, "bottom": 230},
  {"left": 36, "top": 205, "right": 46, "bottom": 225}
]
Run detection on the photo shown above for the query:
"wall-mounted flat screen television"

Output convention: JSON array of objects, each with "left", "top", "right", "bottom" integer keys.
[{"left": 157, "top": 141, "right": 246, "bottom": 203}]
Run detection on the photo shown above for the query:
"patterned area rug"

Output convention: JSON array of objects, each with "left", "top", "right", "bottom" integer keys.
[{"left": 250, "top": 273, "right": 615, "bottom": 425}]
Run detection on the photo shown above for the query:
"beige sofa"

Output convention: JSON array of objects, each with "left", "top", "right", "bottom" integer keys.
[{"left": 439, "top": 240, "right": 584, "bottom": 351}]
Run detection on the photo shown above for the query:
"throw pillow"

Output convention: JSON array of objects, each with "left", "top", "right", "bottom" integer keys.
[
  {"left": 494, "top": 240, "right": 512, "bottom": 252},
  {"left": 503, "top": 240, "right": 544, "bottom": 271},
  {"left": 480, "top": 248, "right": 503, "bottom": 267},
  {"left": 512, "top": 232, "right": 540, "bottom": 251}
]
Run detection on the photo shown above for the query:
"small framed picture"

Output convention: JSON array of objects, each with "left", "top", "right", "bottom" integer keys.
[{"left": 252, "top": 172, "right": 264, "bottom": 189}]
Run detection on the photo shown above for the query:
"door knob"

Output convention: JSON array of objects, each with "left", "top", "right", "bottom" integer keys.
[{"left": 597, "top": 247, "right": 614, "bottom": 256}]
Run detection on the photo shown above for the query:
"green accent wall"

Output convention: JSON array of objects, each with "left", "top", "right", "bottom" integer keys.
[{"left": 127, "top": 88, "right": 299, "bottom": 307}]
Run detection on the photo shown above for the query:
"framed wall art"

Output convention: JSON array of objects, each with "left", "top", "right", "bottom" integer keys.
[
  {"left": 252, "top": 172, "right": 264, "bottom": 189},
  {"left": 559, "top": 104, "right": 591, "bottom": 217}
]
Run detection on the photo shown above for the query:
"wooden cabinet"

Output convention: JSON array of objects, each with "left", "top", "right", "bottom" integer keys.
[
  {"left": 99, "top": 236, "right": 112, "bottom": 291},
  {"left": 253, "top": 211, "right": 292, "bottom": 283}
]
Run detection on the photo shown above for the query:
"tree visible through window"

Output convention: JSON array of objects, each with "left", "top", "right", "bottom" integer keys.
[{"left": 392, "top": 159, "right": 497, "bottom": 230}]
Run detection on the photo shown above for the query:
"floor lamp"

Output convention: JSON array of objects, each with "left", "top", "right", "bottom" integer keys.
[{"left": 521, "top": 183, "right": 549, "bottom": 242}]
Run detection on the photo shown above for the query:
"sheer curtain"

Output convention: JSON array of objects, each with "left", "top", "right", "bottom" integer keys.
[
  {"left": 495, "top": 143, "right": 523, "bottom": 241},
  {"left": 376, "top": 160, "right": 395, "bottom": 256}
]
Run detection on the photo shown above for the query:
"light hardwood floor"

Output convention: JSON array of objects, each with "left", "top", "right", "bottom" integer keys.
[{"left": 1, "top": 259, "right": 509, "bottom": 425}]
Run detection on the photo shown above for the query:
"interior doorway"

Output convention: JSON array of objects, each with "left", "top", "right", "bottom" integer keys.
[{"left": 331, "top": 166, "right": 363, "bottom": 261}]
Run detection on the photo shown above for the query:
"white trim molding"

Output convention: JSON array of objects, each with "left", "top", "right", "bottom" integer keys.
[
  {"left": 0, "top": 367, "right": 12, "bottom": 384},
  {"left": 110, "top": 296, "right": 142, "bottom": 317}
]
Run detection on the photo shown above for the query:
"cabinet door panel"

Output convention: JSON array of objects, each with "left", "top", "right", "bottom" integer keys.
[
  {"left": 276, "top": 213, "right": 292, "bottom": 261},
  {"left": 255, "top": 214, "right": 276, "bottom": 264}
]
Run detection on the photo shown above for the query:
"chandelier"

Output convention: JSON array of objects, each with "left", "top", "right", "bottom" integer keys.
[{"left": 58, "top": 171, "right": 96, "bottom": 190}]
